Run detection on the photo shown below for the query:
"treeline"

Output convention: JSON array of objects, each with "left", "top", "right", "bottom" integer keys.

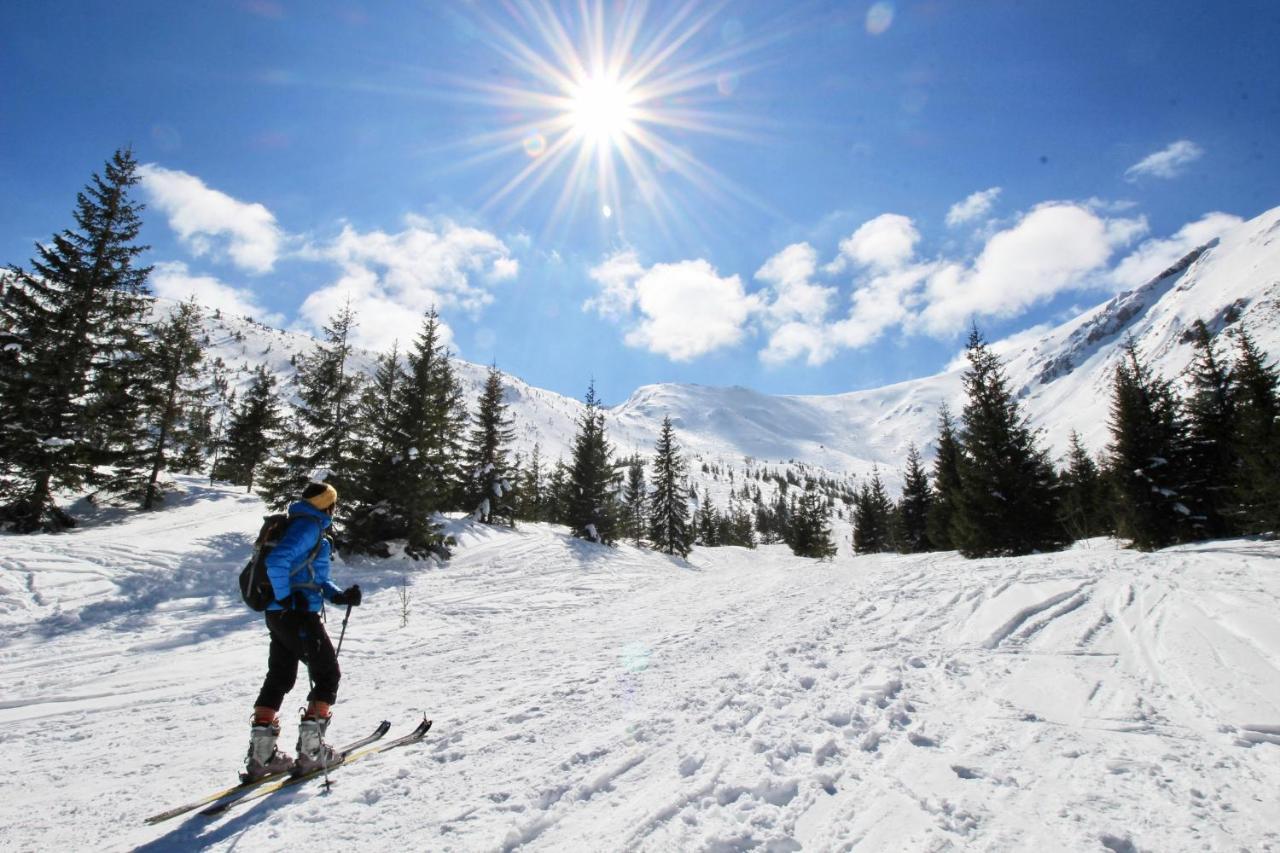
[
  {"left": 0, "top": 149, "right": 839, "bottom": 560},
  {"left": 853, "top": 325, "right": 1279, "bottom": 557}
]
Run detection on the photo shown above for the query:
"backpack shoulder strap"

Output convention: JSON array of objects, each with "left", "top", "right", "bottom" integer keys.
[{"left": 285, "top": 515, "right": 327, "bottom": 590}]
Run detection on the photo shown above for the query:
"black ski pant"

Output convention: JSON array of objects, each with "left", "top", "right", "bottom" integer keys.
[{"left": 254, "top": 610, "right": 341, "bottom": 710}]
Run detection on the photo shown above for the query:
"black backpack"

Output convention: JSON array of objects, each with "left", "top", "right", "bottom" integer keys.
[{"left": 239, "top": 513, "right": 326, "bottom": 611}]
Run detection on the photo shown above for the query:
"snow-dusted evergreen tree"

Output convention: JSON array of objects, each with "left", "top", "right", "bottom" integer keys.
[
  {"left": 140, "top": 300, "right": 206, "bottom": 509},
  {"left": 853, "top": 467, "right": 893, "bottom": 554},
  {"left": 1182, "top": 320, "right": 1238, "bottom": 538},
  {"left": 514, "top": 443, "right": 546, "bottom": 523},
  {"left": 895, "top": 444, "right": 932, "bottom": 553},
  {"left": 790, "top": 489, "right": 836, "bottom": 559},
  {"left": 0, "top": 149, "right": 152, "bottom": 530},
  {"left": 345, "top": 345, "right": 407, "bottom": 555},
  {"left": 952, "top": 328, "right": 1064, "bottom": 557},
  {"left": 1106, "top": 339, "right": 1191, "bottom": 550},
  {"left": 1058, "top": 430, "right": 1106, "bottom": 541},
  {"left": 926, "top": 405, "right": 962, "bottom": 551},
  {"left": 202, "top": 358, "right": 234, "bottom": 482},
  {"left": 647, "top": 415, "right": 690, "bottom": 556},
  {"left": 261, "top": 304, "right": 364, "bottom": 509},
  {"left": 723, "top": 493, "right": 756, "bottom": 548},
  {"left": 213, "top": 365, "right": 282, "bottom": 493},
  {"left": 620, "top": 456, "right": 647, "bottom": 546},
  {"left": 1227, "top": 328, "right": 1279, "bottom": 532},
  {"left": 392, "top": 310, "right": 467, "bottom": 558},
  {"left": 462, "top": 364, "right": 516, "bottom": 525},
  {"left": 568, "top": 382, "right": 619, "bottom": 544},
  {"left": 545, "top": 458, "right": 571, "bottom": 526}
]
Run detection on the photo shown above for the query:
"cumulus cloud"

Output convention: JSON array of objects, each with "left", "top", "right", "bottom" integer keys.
[
  {"left": 945, "top": 187, "right": 1001, "bottom": 227},
  {"left": 139, "top": 164, "right": 284, "bottom": 273},
  {"left": 1125, "top": 140, "right": 1204, "bottom": 181},
  {"left": 298, "top": 215, "right": 517, "bottom": 351},
  {"left": 829, "top": 213, "right": 920, "bottom": 273},
  {"left": 755, "top": 243, "right": 835, "bottom": 325},
  {"left": 916, "top": 203, "right": 1145, "bottom": 335},
  {"left": 1109, "top": 211, "right": 1242, "bottom": 290},
  {"left": 587, "top": 253, "right": 759, "bottom": 361},
  {"left": 150, "top": 261, "right": 284, "bottom": 325}
]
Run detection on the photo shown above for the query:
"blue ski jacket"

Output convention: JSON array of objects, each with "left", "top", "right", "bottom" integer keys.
[{"left": 265, "top": 501, "right": 343, "bottom": 613}]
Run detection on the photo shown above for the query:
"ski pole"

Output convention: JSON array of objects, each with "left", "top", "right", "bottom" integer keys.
[{"left": 335, "top": 603, "right": 353, "bottom": 656}]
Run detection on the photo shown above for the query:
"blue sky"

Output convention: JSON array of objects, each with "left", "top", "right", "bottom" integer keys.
[{"left": 2, "top": 1, "right": 1277, "bottom": 404}]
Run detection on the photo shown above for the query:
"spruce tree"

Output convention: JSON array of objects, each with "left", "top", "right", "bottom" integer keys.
[
  {"left": 515, "top": 443, "right": 546, "bottom": 523},
  {"left": 462, "top": 364, "right": 516, "bottom": 525},
  {"left": 648, "top": 415, "right": 690, "bottom": 556},
  {"left": 140, "top": 300, "right": 206, "bottom": 509},
  {"left": 1058, "top": 430, "right": 1106, "bottom": 541},
  {"left": 261, "top": 304, "right": 364, "bottom": 510},
  {"left": 853, "top": 468, "right": 893, "bottom": 554},
  {"left": 952, "top": 328, "right": 1065, "bottom": 557},
  {"left": 1228, "top": 328, "right": 1280, "bottom": 532},
  {"left": 0, "top": 148, "right": 152, "bottom": 530},
  {"left": 1183, "top": 320, "right": 1238, "bottom": 538},
  {"left": 695, "top": 489, "right": 721, "bottom": 547},
  {"left": 213, "top": 366, "right": 282, "bottom": 493},
  {"left": 345, "top": 345, "right": 407, "bottom": 554},
  {"left": 926, "top": 405, "right": 962, "bottom": 551},
  {"left": 620, "top": 456, "right": 647, "bottom": 546},
  {"left": 896, "top": 445, "right": 933, "bottom": 553},
  {"left": 1106, "top": 340, "right": 1192, "bottom": 550},
  {"left": 545, "top": 458, "right": 571, "bottom": 526},
  {"left": 724, "top": 493, "right": 757, "bottom": 548},
  {"left": 567, "top": 382, "right": 619, "bottom": 544},
  {"left": 791, "top": 489, "right": 837, "bottom": 559}
]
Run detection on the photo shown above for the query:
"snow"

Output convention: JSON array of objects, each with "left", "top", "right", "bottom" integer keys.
[{"left": 1, "top": 477, "right": 1278, "bottom": 850}]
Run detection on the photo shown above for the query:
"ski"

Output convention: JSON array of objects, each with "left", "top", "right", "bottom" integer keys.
[
  {"left": 200, "top": 717, "right": 433, "bottom": 818},
  {"left": 143, "top": 720, "right": 391, "bottom": 825}
]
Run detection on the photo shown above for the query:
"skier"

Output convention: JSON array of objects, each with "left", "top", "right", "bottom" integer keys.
[{"left": 245, "top": 482, "right": 363, "bottom": 781}]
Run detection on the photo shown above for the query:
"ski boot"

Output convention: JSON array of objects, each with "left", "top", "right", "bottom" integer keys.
[
  {"left": 242, "top": 716, "right": 293, "bottom": 783},
  {"left": 294, "top": 713, "right": 341, "bottom": 775}
]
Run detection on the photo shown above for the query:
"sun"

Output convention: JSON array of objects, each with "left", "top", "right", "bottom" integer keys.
[{"left": 567, "top": 73, "right": 637, "bottom": 146}]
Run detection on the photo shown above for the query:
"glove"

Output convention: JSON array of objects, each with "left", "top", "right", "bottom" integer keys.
[{"left": 332, "top": 584, "right": 362, "bottom": 607}]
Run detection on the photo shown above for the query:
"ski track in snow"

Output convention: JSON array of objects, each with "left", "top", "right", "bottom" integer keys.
[{"left": 1, "top": 480, "right": 1278, "bottom": 851}]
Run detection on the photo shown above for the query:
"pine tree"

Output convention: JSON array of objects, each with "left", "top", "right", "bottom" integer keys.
[
  {"left": 213, "top": 366, "right": 282, "bottom": 493},
  {"left": 1058, "top": 430, "right": 1106, "bottom": 541},
  {"left": 545, "top": 458, "right": 571, "bottom": 526},
  {"left": 1106, "top": 340, "right": 1192, "bottom": 550},
  {"left": 260, "top": 304, "right": 364, "bottom": 510},
  {"left": 345, "top": 345, "right": 407, "bottom": 555},
  {"left": 952, "top": 328, "right": 1065, "bottom": 557},
  {"left": 896, "top": 444, "right": 933, "bottom": 553},
  {"left": 695, "top": 489, "right": 721, "bottom": 547},
  {"left": 724, "top": 492, "right": 757, "bottom": 548},
  {"left": 1228, "top": 328, "right": 1280, "bottom": 532},
  {"left": 567, "top": 382, "right": 619, "bottom": 544},
  {"left": 140, "top": 300, "right": 206, "bottom": 509},
  {"left": 620, "top": 456, "right": 647, "bottom": 546},
  {"left": 790, "top": 489, "right": 837, "bottom": 559},
  {"left": 0, "top": 149, "right": 152, "bottom": 530},
  {"left": 853, "top": 467, "right": 893, "bottom": 554},
  {"left": 392, "top": 310, "right": 467, "bottom": 558},
  {"left": 926, "top": 405, "right": 962, "bottom": 551},
  {"left": 1182, "top": 320, "right": 1238, "bottom": 538},
  {"left": 462, "top": 364, "right": 516, "bottom": 525},
  {"left": 204, "top": 359, "right": 234, "bottom": 482},
  {"left": 514, "top": 443, "right": 547, "bottom": 523},
  {"left": 648, "top": 415, "right": 690, "bottom": 556}
]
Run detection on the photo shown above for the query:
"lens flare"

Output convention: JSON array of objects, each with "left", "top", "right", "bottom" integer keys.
[
  {"left": 866, "top": 2, "right": 895, "bottom": 35},
  {"left": 522, "top": 132, "right": 547, "bottom": 157}
]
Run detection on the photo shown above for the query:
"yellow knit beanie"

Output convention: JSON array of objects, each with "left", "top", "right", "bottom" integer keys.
[{"left": 302, "top": 482, "right": 338, "bottom": 511}]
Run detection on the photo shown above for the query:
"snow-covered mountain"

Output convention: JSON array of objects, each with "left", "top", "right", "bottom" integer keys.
[{"left": 194, "top": 205, "right": 1280, "bottom": 493}]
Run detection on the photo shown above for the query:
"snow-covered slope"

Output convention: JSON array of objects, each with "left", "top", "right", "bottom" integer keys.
[
  {"left": 186, "top": 205, "right": 1280, "bottom": 495},
  {"left": 1, "top": 478, "right": 1277, "bottom": 850}
]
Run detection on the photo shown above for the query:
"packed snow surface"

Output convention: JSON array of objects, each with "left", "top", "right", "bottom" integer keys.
[{"left": 1, "top": 479, "right": 1278, "bottom": 851}]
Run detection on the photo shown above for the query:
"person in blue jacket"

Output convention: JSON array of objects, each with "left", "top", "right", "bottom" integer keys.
[{"left": 245, "top": 482, "right": 362, "bottom": 780}]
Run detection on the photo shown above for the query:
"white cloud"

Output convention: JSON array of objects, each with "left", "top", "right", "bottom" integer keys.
[
  {"left": 1109, "top": 211, "right": 1242, "bottom": 290},
  {"left": 298, "top": 216, "right": 517, "bottom": 350},
  {"left": 1124, "top": 140, "right": 1204, "bottom": 181},
  {"left": 150, "top": 261, "right": 284, "bottom": 325},
  {"left": 139, "top": 164, "right": 284, "bottom": 274},
  {"left": 916, "top": 203, "right": 1145, "bottom": 335},
  {"left": 829, "top": 213, "right": 920, "bottom": 273},
  {"left": 945, "top": 187, "right": 1001, "bottom": 228},
  {"left": 587, "top": 253, "right": 759, "bottom": 361},
  {"left": 755, "top": 242, "right": 835, "bottom": 325}
]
